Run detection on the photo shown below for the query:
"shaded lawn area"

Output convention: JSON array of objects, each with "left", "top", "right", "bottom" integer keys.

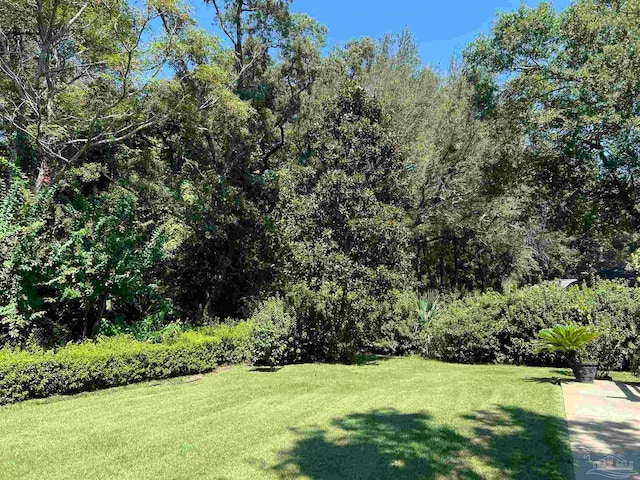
[{"left": 0, "top": 357, "right": 573, "bottom": 479}]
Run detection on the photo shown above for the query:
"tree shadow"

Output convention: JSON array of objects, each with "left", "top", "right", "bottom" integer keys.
[
  {"left": 614, "top": 382, "right": 640, "bottom": 402},
  {"left": 273, "top": 409, "right": 479, "bottom": 479},
  {"left": 354, "top": 354, "right": 393, "bottom": 366},
  {"left": 272, "top": 407, "right": 573, "bottom": 479},
  {"left": 250, "top": 366, "right": 283, "bottom": 373},
  {"left": 568, "top": 416, "right": 640, "bottom": 447},
  {"left": 463, "top": 406, "right": 574, "bottom": 480},
  {"left": 566, "top": 416, "right": 640, "bottom": 477}
]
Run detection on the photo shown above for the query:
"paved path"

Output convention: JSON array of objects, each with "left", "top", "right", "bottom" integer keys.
[{"left": 562, "top": 380, "right": 640, "bottom": 480}]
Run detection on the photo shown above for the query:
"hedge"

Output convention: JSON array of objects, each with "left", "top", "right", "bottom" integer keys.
[
  {"left": 429, "top": 281, "right": 640, "bottom": 372},
  {"left": 0, "top": 322, "right": 253, "bottom": 405}
]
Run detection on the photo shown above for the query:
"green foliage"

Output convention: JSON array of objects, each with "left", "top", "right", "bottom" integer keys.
[
  {"left": 0, "top": 322, "right": 253, "bottom": 405},
  {"left": 95, "top": 311, "right": 182, "bottom": 344},
  {"left": 270, "top": 83, "right": 415, "bottom": 362},
  {"left": 0, "top": 164, "right": 56, "bottom": 342},
  {"left": 0, "top": 166, "right": 169, "bottom": 344},
  {"left": 465, "top": 0, "right": 640, "bottom": 270},
  {"left": 47, "top": 190, "right": 167, "bottom": 336},
  {"left": 0, "top": 0, "right": 191, "bottom": 188},
  {"left": 535, "top": 324, "right": 599, "bottom": 362},
  {"left": 430, "top": 281, "right": 640, "bottom": 372},
  {"left": 252, "top": 283, "right": 366, "bottom": 363},
  {"left": 627, "top": 250, "right": 640, "bottom": 280},
  {"left": 249, "top": 288, "right": 431, "bottom": 362},
  {"left": 2, "top": 0, "right": 639, "bottom": 366},
  {"left": 430, "top": 289, "right": 512, "bottom": 364},
  {"left": 417, "top": 290, "right": 441, "bottom": 325},
  {"left": 372, "top": 289, "right": 430, "bottom": 355},
  {"left": 249, "top": 296, "right": 297, "bottom": 366}
]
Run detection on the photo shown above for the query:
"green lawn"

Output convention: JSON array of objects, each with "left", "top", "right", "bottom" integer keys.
[{"left": 0, "top": 357, "right": 573, "bottom": 479}]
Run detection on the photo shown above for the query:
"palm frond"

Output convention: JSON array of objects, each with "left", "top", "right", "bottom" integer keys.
[{"left": 535, "top": 323, "right": 599, "bottom": 356}]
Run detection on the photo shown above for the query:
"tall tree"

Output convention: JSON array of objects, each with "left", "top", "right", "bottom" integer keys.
[
  {"left": 274, "top": 82, "right": 414, "bottom": 360},
  {"left": 143, "top": 0, "right": 326, "bottom": 320},
  {"left": 0, "top": 0, "right": 192, "bottom": 190},
  {"left": 465, "top": 0, "right": 640, "bottom": 271}
]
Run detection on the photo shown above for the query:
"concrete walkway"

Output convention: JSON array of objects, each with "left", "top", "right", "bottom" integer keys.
[{"left": 562, "top": 380, "right": 640, "bottom": 479}]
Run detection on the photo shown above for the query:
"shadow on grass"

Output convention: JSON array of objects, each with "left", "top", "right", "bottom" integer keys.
[
  {"left": 353, "top": 354, "right": 393, "bottom": 366},
  {"left": 250, "top": 356, "right": 391, "bottom": 371},
  {"left": 524, "top": 376, "right": 566, "bottom": 385},
  {"left": 250, "top": 366, "right": 283, "bottom": 373},
  {"left": 273, "top": 409, "right": 479, "bottom": 479},
  {"left": 272, "top": 407, "right": 572, "bottom": 479},
  {"left": 463, "top": 406, "right": 573, "bottom": 480}
]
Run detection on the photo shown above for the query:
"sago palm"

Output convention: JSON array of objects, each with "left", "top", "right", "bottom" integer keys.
[{"left": 535, "top": 323, "right": 599, "bottom": 362}]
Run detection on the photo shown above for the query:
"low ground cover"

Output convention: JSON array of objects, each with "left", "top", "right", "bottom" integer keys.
[{"left": 0, "top": 357, "right": 573, "bottom": 480}]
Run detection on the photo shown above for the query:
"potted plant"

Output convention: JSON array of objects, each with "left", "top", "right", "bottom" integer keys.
[{"left": 535, "top": 323, "right": 600, "bottom": 383}]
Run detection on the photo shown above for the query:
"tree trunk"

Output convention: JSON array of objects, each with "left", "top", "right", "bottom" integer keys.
[
  {"left": 439, "top": 238, "right": 445, "bottom": 290},
  {"left": 453, "top": 235, "right": 459, "bottom": 289},
  {"left": 82, "top": 300, "right": 95, "bottom": 339}
]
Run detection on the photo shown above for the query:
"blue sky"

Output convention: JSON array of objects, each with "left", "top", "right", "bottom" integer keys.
[{"left": 190, "top": 0, "right": 572, "bottom": 71}]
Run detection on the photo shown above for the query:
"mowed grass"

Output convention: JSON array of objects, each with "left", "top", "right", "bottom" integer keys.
[{"left": 0, "top": 357, "right": 573, "bottom": 480}]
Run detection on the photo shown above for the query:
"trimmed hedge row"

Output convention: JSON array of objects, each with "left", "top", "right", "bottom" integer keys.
[
  {"left": 430, "top": 281, "right": 640, "bottom": 372},
  {"left": 0, "top": 322, "right": 253, "bottom": 405}
]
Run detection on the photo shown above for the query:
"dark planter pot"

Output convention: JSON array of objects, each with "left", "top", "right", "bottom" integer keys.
[{"left": 569, "top": 361, "right": 599, "bottom": 383}]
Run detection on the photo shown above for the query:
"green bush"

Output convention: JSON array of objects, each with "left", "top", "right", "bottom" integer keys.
[
  {"left": 0, "top": 166, "right": 169, "bottom": 345},
  {"left": 369, "top": 289, "right": 429, "bottom": 355},
  {"left": 95, "top": 309, "right": 182, "bottom": 344},
  {"left": 430, "top": 281, "right": 640, "bottom": 371},
  {"left": 249, "top": 287, "right": 431, "bottom": 362},
  {"left": 285, "top": 282, "right": 368, "bottom": 363},
  {"left": 250, "top": 283, "right": 367, "bottom": 364},
  {"left": 198, "top": 321, "right": 255, "bottom": 364},
  {"left": 249, "top": 297, "right": 298, "bottom": 366},
  {"left": 0, "top": 322, "right": 253, "bottom": 405}
]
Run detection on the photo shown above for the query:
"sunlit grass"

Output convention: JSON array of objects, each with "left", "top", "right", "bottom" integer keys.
[{"left": 0, "top": 357, "right": 573, "bottom": 479}]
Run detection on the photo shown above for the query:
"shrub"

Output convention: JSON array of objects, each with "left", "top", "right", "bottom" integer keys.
[
  {"left": 249, "top": 297, "right": 298, "bottom": 366},
  {"left": 0, "top": 166, "right": 169, "bottom": 345},
  {"left": 430, "top": 281, "right": 640, "bottom": 371},
  {"left": 249, "top": 287, "right": 431, "bottom": 362},
  {"left": 284, "top": 281, "right": 368, "bottom": 363},
  {"left": 429, "top": 290, "right": 511, "bottom": 364},
  {"left": 202, "top": 321, "right": 255, "bottom": 364},
  {"left": 0, "top": 322, "right": 253, "bottom": 405},
  {"left": 369, "top": 289, "right": 429, "bottom": 355},
  {"left": 95, "top": 308, "right": 182, "bottom": 344},
  {"left": 250, "top": 282, "right": 366, "bottom": 363}
]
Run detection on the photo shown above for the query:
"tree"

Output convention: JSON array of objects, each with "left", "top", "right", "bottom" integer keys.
[
  {"left": 321, "top": 31, "right": 571, "bottom": 290},
  {"left": 465, "top": 0, "right": 640, "bottom": 272},
  {"left": 0, "top": 0, "right": 189, "bottom": 190},
  {"left": 274, "top": 83, "right": 414, "bottom": 360},
  {"left": 144, "top": 0, "right": 326, "bottom": 320}
]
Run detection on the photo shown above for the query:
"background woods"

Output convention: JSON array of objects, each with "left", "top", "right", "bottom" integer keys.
[{"left": 1, "top": 0, "right": 640, "bottom": 355}]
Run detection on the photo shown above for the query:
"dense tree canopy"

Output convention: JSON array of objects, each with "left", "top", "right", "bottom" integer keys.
[
  {"left": 1, "top": 0, "right": 639, "bottom": 348},
  {"left": 465, "top": 0, "right": 640, "bottom": 273}
]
